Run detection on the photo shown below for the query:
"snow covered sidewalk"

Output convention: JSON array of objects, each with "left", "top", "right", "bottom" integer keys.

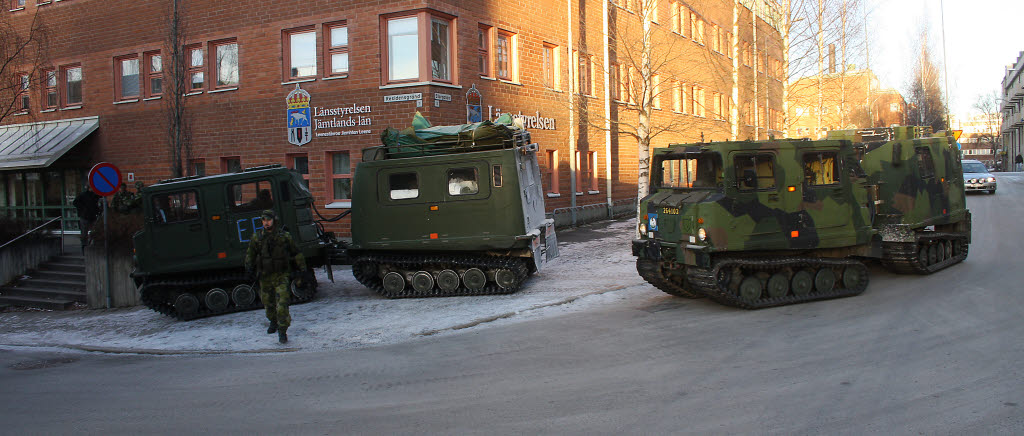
[{"left": 0, "top": 218, "right": 656, "bottom": 354}]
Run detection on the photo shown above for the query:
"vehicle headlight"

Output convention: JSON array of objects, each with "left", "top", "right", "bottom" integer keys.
[
  {"left": 987, "top": 177, "right": 996, "bottom": 183},
  {"left": 697, "top": 227, "right": 707, "bottom": 241},
  {"left": 639, "top": 223, "right": 647, "bottom": 236}
]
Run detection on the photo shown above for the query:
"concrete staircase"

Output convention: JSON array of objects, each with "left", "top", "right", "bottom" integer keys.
[{"left": 0, "top": 254, "right": 86, "bottom": 310}]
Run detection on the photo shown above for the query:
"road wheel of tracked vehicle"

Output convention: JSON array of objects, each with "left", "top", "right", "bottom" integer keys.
[
  {"left": 382, "top": 272, "right": 406, "bottom": 294},
  {"left": 814, "top": 268, "right": 836, "bottom": 293},
  {"left": 943, "top": 240, "right": 953, "bottom": 260},
  {"left": 767, "top": 273, "right": 790, "bottom": 298},
  {"left": 462, "top": 268, "right": 487, "bottom": 292},
  {"left": 290, "top": 279, "right": 314, "bottom": 300},
  {"left": 231, "top": 284, "right": 256, "bottom": 307},
  {"left": 842, "top": 264, "right": 868, "bottom": 291},
  {"left": 174, "top": 293, "right": 200, "bottom": 317},
  {"left": 792, "top": 270, "right": 814, "bottom": 296},
  {"left": 494, "top": 268, "right": 517, "bottom": 290},
  {"left": 928, "top": 244, "right": 939, "bottom": 265},
  {"left": 436, "top": 269, "right": 460, "bottom": 292},
  {"left": 411, "top": 271, "right": 435, "bottom": 293},
  {"left": 918, "top": 246, "right": 929, "bottom": 266},
  {"left": 739, "top": 276, "right": 763, "bottom": 302},
  {"left": 204, "top": 288, "right": 229, "bottom": 312}
]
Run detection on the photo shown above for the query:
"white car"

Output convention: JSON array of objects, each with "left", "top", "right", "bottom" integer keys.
[{"left": 962, "top": 159, "right": 996, "bottom": 194}]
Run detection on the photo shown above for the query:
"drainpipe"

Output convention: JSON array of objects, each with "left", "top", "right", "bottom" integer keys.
[
  {"left": 567, "top": 0, "right": 577, "bottom": 225},
  {"left": 603, "top": 0, "right": 613, "bottom": 217}
]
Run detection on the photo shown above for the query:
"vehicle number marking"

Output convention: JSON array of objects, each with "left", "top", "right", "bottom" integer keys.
[{"left": 662, "top": 207, "right": 680, "bottom": 215}]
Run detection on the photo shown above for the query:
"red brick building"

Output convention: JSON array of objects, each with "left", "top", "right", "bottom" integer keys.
[{"left": 1, "top": 0, "right": 785, "bottom": 234}]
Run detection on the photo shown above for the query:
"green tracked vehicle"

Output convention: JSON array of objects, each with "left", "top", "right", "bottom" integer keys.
[
  {"left": 632, "top": 126, "right": 971, "bottom": 309},
  {"left": 132, "top": 116, "right": 558, "bottom": 320}
]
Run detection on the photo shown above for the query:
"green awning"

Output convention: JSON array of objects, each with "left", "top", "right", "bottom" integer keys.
[{"left": 0, "top": 116, "right": 99, "bottom": 170}]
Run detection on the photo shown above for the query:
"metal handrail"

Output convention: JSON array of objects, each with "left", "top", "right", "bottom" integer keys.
[{"left": 0, "top": 216, "right": 64, "bottom": 252}]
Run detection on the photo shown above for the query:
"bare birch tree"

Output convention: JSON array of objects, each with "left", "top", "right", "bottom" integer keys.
[
  {"left": 165, "top": 0, "right": 193, "bottom": 178},
  {"left": 0, "top": 10, "right": 48, "bottom": 125}
]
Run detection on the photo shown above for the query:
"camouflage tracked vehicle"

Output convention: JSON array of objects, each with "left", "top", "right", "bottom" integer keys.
[
  {"left": 132, "top": 114, "right": 558, "bottom": 319},
  {"left": 633, "top": 126, "right": 971, "bottom": 309},
  {"left": 132, "top": 166, "right": 324, "bottom": 320}
]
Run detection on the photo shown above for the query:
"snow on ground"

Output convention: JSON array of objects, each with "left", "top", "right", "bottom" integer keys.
[{"left": 0, "top": 218, "right": 659, "bottom": 354}]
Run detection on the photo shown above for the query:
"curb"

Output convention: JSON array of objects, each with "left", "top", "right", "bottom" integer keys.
[{"left": 0, "top": 342, "right": 300, "bottom": 356}]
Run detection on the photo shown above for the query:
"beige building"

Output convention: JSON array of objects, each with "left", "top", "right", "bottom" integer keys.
[
  {"left": 954, "top": 114, "right": 1001, "bottom": 168},
  {"left": 1001, "top": 51, "right": 1024, "bottom": 170},
  {"left": 787, "top": 69, "right": 906, "bottom": 138}
]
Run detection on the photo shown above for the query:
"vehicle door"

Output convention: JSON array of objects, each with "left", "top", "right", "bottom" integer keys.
[{"left": 149, "top": 189, "right": 211, "bottom": 262}]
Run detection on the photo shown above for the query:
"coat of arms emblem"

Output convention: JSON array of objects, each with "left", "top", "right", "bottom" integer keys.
[{"left": 287, "top": 85, "right": 312, "bottom": 146}]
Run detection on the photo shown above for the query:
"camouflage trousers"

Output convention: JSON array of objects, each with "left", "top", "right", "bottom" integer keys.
[{"left": 259, "top": 272, "right": 291, "bottom": 330}]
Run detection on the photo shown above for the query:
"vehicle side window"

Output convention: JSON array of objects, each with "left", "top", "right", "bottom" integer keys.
[
  {"left": 803, "top": 152, "right": 839, "bottom": 185},
  {"left": 735, "top": 154, "right": 775, "bottom": 190},
  {"left": 389, "top": 172, "right": 419, "bottom": 200},
  {"left": 916, "top": 147, "right": 935, "bottom": 179},
  {"left": 492, "top": 165, "right": 503, "bottom": 188},
  {"left": 227, "top": 180, "right": 274, "bottom": 212},
  {"left": 448, "top": 167, "right": 479, "bottom": 196},
  {"left": 152, "top": 191, "right": 200, "bottom": 224}
]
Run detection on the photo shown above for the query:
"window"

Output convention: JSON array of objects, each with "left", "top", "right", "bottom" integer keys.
[
  {"left": 543, "top": 43, "right": 559, "bottom": 89},
  {"left": 389, "top": 172, "right": 418, "bottom": 200},
  {"left": 545, "top": 150, "right": 559, "bottom": 194},
  {"left": 221, "top": 156, "right": 241, "bottom": 173},
  {"left": 711, "top": 24, "right": 721, "bottom": 52},
  {"left": 144, "top": 51, "right": 162, "bottom": 97},
  {"left": 189, "top": 159, "right": 205, "bottom": 176},
  {"left": 618, "top": 64, "right": 630, "bottom": 102},
  {"left": 187, "top": 45, "right": 204, "bottom": 91},
  {"left": 692, "top": 85, "right": 705, "bottom": 117},
  {"left": 803, "top": 152, "right": 838, "bottom": 185},
  {"left": 492, "top": 165, "right": 502, "bottom": 187},
  {"left": 691, "top": 13, "right": 704, "bottom": 45},
  {"left": 326, "top": 22, "right": 349, "bottom": 76},
  {"left": 725, "top": 32, "right": 733, "bottom": 58},
  {"left": 916, "top": 148, "right": 935, "bottom": 179},
  {"left": 670, "top": 1, "right": 680, "bottom": 33},
  {"left": 11, "top": 0, "right": 25, "bottom": 9},
  {"left": 576, "top": 52, "right": 592, "bottom": 96},
  {"left": 657, "top": 153, "right": 723, "bottom": 189},
  {"left": 650, "top": 0, "right": 659, "bottom": 22},
  {"left": 673, "top": 81, "right": 684, "bottom": 113},
  {"left": 610, "top": 63, "right": 620, "bottom": 100},
  {"left": 735, "top": 154, "right": 775, "bottom": 190},
  {"left": 679, "top": 5, "right": 689, "bottom": 37},
  {"left": 387, "top": 16, "right": 419, "bottom": 82},
  {"left": 430, "top": 17, "right": 452, "bottom": 81},
  {"left": 286, "top": 28, "right": 316, "bottom": 80},
  {"left": 495, "top": 29, "right": 515, "bottom": 81},
  {"left": 652, "top": 75, "right": 661, "bottom": 109},
  {"left": 477, "top": 25, "right": 491, "bottom": 76},
  {"left": 152, "top": 191, "right": 200, "bottom": 224},
  {"left": 227, "top": 180, "right": 275, "bottom": 213},
  {"left": 62, "top": 65, "right": 82, "bottom": 107},
  {"left": 213, "top": 40, "right": 238, "bottom": 88},
  {"left": 447, "top": 168, "right": 479, "bottom": 196},
  {"left": 383, "top": 11, "right": 456, "bottom": 84},
  {"left": 713, "top": 92, "right": 722, "bottom": 120},
  {"left": 576, "top": 151, "right": 597, "bottom": 192},
  {"left": 330, "top": 152, "right": 351, "bottom": 200},
  {"left": 742, "top": 41, "right": 751, "bottom": 67},
  {"left": 290, "top": 154, "right": 310, "bottom": 189},
  {"left": 18, "top": 74, "right": 29, "bottom": 112},
  {"left": 115, "top": 55, "right": 140, "bottom": 100}
]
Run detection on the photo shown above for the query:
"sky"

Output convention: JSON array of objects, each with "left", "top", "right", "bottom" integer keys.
[{"left": 866, "top": 0, "right": 1024, "bottom": 120}]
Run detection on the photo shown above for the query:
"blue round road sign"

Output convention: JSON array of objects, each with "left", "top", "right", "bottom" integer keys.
[{"left": 89, "top": 162, "right": 122, "bottom": 197}]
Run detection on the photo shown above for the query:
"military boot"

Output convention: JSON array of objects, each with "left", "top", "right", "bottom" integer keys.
[
  {"left": 278, "top": 329, "right": 288, "bottom": 344},
  {"left": 267, "top": 321, "right": 278, "bottom": 334}
]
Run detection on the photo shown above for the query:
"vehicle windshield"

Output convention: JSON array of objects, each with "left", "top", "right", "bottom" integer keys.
[
  {"left": 656, "top": 152, "right": 723, "bottom": 189},
  {"left": 962, "top": 162, "right": 988, "bottom": 173}
]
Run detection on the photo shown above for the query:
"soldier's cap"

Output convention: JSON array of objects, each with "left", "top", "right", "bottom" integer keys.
[{"left": 261, "top": 209, "right": 277, "bottom": 220}]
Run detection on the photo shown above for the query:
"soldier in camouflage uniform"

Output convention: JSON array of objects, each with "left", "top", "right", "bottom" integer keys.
[{"left": 245, "top": 209, "right": 306, "bottom": 343}]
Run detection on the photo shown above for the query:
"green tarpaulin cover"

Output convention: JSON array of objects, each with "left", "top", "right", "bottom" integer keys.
[{"left": 374, "top": 112, "right": 524, "bottom": 159}]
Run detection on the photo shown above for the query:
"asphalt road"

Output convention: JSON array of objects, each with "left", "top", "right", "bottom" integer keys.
[{"left": 2, "top": 176, "right": 1023, "bottom": 435}]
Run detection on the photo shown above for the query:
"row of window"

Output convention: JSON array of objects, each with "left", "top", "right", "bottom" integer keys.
[
  {"left": 543, "top": 150, "right": 600, "bottom": 196},
  {"left": 13, "top": 6, "right": 777, "bottom": 114},
  {"left": 8, "top": 0, "right": 68, "bottom": 11},
  {"left": 188, "top": 152, "right": 352, "bottom": 202}
]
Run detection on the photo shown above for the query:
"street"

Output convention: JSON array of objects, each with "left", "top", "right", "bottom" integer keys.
[{"left": 1, "top": 175, "right": 1023, "bottom": 435}]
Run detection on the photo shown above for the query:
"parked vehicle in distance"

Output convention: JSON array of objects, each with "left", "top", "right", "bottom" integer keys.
[{"left": 962, "top": 159, "right": 997, "bottom": 194}]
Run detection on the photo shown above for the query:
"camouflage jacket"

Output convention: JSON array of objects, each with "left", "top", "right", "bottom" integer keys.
[{"left": 245, "top": 227, "right": 306, "bottom": 275}]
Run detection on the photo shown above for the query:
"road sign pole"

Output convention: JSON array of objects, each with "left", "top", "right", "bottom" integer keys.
[{"left": 104, "top": 198, "right": 110, "bottom": 309}]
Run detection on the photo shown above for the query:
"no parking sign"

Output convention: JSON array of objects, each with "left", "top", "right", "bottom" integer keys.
[{"left": 88, "top": 162, "right": 122, "bottom": 197}]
